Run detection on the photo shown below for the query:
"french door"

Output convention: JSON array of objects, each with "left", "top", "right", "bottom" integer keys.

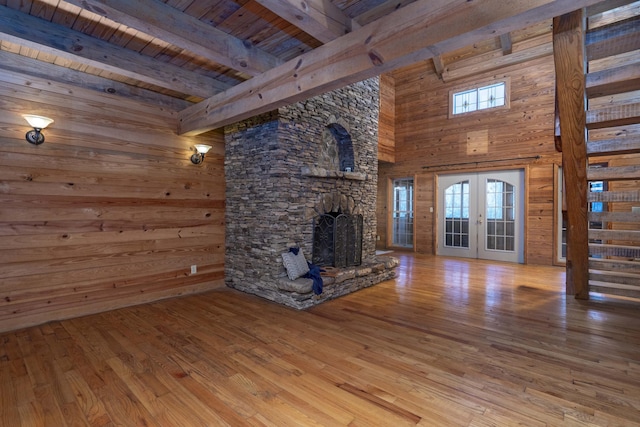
[
  {"left": 437, "top": 170, "right": 524, "bottom": 263},
  {"left": 391, "top": 178, "right": 414, "bottom": 248}
]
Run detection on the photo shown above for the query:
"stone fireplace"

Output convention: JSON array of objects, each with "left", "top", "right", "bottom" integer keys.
[{"left": 224, "top": 77, "right": 398, "bottom": 309}]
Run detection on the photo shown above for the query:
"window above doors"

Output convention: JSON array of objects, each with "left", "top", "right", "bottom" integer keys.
[{"left": 449, "top": 78, "right": 510, "bottom": 117}]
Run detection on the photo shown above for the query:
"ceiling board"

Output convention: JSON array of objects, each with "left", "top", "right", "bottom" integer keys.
[{"left": 0, "top": 0, "right": 635, "bottom": 129}]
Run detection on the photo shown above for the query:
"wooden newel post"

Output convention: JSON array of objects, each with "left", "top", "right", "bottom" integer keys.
[{"left": 553, "top": 10, "right": 590, "bottom": 299}]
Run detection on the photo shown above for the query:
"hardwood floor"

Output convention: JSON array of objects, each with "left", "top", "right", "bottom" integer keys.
[{"left": 1, "top": 254, "right": 639, "bottom": 426}]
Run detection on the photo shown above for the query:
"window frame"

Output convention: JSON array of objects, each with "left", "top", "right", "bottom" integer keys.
[{"left": 448, "top": 77, "right": 511, "bottom": 118}]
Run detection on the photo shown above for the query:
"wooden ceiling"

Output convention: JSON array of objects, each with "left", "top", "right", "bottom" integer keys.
[{"left": 0, "top": 0, "right": 632, "bottom": 135}]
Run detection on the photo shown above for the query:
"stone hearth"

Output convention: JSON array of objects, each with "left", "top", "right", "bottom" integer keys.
[{"left": 224, "top": 77, "right": 398, "bottom": 309}]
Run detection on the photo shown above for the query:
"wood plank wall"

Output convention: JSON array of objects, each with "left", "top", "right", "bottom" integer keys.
[
  {"left": 378, "top": 73, "right": 395, "bottom": 163},
  {"left": 0, "top": 70, "right": 225, "bottom": 333},
  {"left": 378, "top": 56, "right": 562, "bottom": 264}
]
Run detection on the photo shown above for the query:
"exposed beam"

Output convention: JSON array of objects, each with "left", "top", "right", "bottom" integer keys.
[
  {"left": 442, "top": 40, "right": 552, "bottom": 82},
  {"left": 354, "top": 0, "right": 415, "bottom": 26},
  {"left": 553, "top": 10, "right": 589, "bottom": 299},
  {"left": 179, "top": 0, "right": 604, "bottom": 135},
  {"left": 255, "top": 0, "right": 355, "bottom": 43},
  {"left": 64, "top": 0, "right": 282, "bottom": 76},
  {"left": 0, "top": 6, "right": 230, "bottom": 97},
  {"left": 0, "top": 50, "right": 192, "bottom": 110},
  {"left": 500, "top": 32, "right": 513, "bottom": 54},
  {"left": 432, "top": 55, "right": 445, "bottom": 79}
]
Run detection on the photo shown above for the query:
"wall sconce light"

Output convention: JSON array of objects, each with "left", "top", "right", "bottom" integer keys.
[
  {"left": 23, "top": 114, "right": 54, "bottom": 145},
  {"left": 191, "top": 144, "right": 212, "bottom": 164}
]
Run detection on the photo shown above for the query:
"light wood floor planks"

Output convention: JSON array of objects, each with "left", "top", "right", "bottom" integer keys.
[{"left": 1, "top": 253, "right": 639, "bottom": 426}]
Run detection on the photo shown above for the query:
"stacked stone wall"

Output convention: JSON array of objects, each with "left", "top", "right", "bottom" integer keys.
[{"left": 224, "top": 78, "right": 395, "bottom": 309}]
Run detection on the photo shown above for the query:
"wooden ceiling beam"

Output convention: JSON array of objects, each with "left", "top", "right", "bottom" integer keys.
[
  {"left": 179, "top": 0, "right": 604, "bottom": 135},
  {"left": 64, "top": 0, "right": 282, "bottom": 76},
  {"left": 0, "top": 6, "right": 230, "bottom": 97},
  {"left": 255, "top": 0, "right": 356, "bottom": 43},
  {"left": 65, "top": 0, "right": 282, "bottom": 76},
  {"left": 442, "top": 38, "right": 552, "bottom": 82},
  {"left": 353, "top": 0, "right": 415, "bottom": 26},
  {"left": 0, "top": 49, "right": 192, "bottom": 110}
]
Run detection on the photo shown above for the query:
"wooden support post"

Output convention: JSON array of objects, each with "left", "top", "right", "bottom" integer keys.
[
  {"left": 553, "top": 10, "right": 589, "bottom": 299},
  {"left": 500, "top": 33, "right": 513, "bottom": 55}
]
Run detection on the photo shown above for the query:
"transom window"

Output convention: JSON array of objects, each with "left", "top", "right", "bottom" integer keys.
[{"left": 450, "top": 80, "right": 509, "bottom": 116}]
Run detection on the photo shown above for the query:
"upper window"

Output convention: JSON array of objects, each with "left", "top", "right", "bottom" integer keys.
[{"left": 450, "top": 80, "right": 509, "bottom": 116}]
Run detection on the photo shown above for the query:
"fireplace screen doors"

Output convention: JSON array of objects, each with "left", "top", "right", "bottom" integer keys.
[{"left": 312, "top": 213, "right": 363, "bottom": 267}]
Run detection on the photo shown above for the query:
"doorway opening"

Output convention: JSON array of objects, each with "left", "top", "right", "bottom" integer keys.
[{"left": 391, "top": 178, "right": 414, "bottom": 248}]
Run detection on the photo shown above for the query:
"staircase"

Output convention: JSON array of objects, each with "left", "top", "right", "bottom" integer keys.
[
  {"left": 555, "top": 1, "right": 640, "bottom": 301},
  {"left": 585, "top": 2, "right": 640, "bottom": 300}
]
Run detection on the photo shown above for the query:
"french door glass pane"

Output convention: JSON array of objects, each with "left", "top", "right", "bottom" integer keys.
[
  {"left": 444, "top": 181, "right": 469, "bottom": 248},
  {"left": 485, "top": 179, "right": 515, "bottom": 252}
]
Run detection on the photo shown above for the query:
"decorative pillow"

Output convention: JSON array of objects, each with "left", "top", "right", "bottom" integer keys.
[{"left": 282, "top": 248, "right": 310, "bottom": 280}]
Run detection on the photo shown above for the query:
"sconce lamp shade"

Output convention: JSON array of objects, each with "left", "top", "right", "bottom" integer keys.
[
  {"left": 191, "top": 144, "right": 213, "bottom": 164},
  {"left": 23, "top": 115, "right": 54, "bottom": 129},
  {"left": 23, "top": 114, "right": 54, "bottom": 145},
  {"left": 194, "top": 144, "right": 212, "bottom": 154}
]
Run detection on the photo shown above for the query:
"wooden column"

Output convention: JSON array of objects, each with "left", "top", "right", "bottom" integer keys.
[{"left": 553, "top": 10, "right": 589, "bottom": 299}]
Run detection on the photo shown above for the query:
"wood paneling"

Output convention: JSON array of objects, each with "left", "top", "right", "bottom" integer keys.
[
  {"left": 378, "top": 56, "right": 561, "bottom": 263},
  {"left": 414, "top": 173, "right": 434, "bottom": 255},
  {"left": 378, "top": 73, "right": 395, "bottom": 163},
  {"left": 0, "top": 71, "right": 225, "bottom": 333},
  {"left": 527, "top": 164, "right": 556, "bottom": 265},
  {"left": 375, "top": 176, "right": 389, "bottom": 250}
]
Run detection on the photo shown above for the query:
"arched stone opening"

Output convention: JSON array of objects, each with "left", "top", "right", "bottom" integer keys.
[{"left": 320, "top": 119, "right": 356, "bottom": 172}]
